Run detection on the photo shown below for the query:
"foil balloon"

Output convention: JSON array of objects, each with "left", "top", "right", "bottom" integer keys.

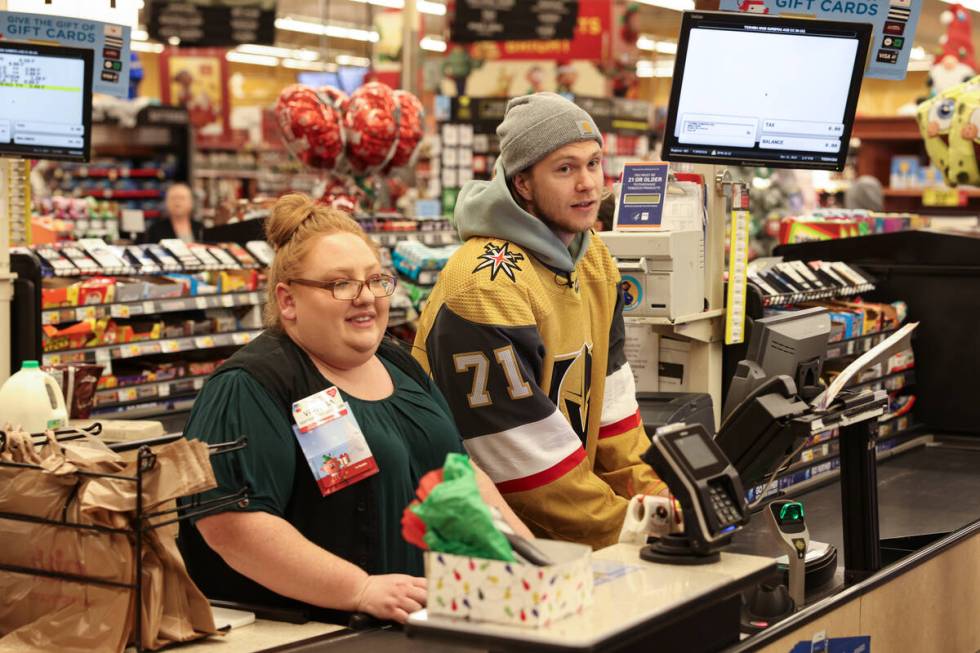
[
  {"left": 275, "top": 84, "right": 343, "bottom": 170},
  {"left": 343, "top": 82, "right": 399, "bottom": 173},
  {"left": 389, "top": 90, "right": 425, "bottom": 169}
]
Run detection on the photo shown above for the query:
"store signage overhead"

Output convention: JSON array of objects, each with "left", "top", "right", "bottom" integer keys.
[
  {"left": 719, "top": 0, "right": 922, "bottom": 80},
  {"left": 451, "top": 0, "right": 579, "bottom": 44},
  {"left": 147, "top": 0, "right": 276, "bottom": 47},
  {"left": 0, "top": 11, "right": 130, "bottom": 98}
]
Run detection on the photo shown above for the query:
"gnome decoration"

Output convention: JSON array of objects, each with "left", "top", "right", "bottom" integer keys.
[
  {"left": 556, "top": 59, "right": 578, "bottom": 95},
  {"left": 929, "top": 4, "right": 976, "bottom": 96}
]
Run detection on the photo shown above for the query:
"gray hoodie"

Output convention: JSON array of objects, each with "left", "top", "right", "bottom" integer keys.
[{"left": 453, "top": 161, "right": 591, "bottom": 275}]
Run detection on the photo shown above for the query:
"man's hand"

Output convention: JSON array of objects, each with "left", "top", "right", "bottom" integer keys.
[{"left": 353, "top": 574, "right": 427, "bottom": 623}]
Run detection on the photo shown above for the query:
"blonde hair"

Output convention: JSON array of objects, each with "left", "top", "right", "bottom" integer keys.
[{"left": 263, "top": 193, "right": 381, "bottom": 330}]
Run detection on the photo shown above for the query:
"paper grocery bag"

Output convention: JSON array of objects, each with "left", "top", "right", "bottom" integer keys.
[
  {"left": 0, "top": 437, "right": 134, "bottom": 653},
  {"left": 0, "top": 435, "right": 220, "bottom": 652}
]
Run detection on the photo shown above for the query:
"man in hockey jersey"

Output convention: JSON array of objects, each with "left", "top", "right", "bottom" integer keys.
[{"left": 413, "top": 93, "right": 671, "bottom": 548}]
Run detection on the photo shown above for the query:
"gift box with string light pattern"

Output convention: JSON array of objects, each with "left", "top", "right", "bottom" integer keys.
[{"left": 424, "top": 540, "right": 593, "bottom": 628}]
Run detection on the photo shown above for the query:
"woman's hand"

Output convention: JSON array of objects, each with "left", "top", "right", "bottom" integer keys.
[{"left": 353, "top": 574, "right": 427, "bottom": 623}]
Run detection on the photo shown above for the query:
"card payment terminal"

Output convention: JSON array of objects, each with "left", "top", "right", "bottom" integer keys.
[{"left": 640, "top": 423, "right": 749, "bottom": 564}]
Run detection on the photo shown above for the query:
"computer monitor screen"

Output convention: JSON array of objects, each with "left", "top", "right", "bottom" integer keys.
[
  {"left": 0, "top": 42, "right": 93, "bottom": 162},
  {"left": 747, "top": 307, "right": 831, "bottom": 391},
  {"left": 661, "top": 11, "right": 871, "bottom": 171}
]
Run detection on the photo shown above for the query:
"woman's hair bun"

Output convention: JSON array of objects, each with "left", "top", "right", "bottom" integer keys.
[{"left": 265, "top": 193, "right": 317, "bottom": 249}]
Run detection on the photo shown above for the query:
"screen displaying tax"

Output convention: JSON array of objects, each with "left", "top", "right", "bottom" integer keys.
[{"left": 662, "top": 13, "right": 870, "bottom": 171}]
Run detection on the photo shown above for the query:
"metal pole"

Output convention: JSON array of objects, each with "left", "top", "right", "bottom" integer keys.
[
  {"left": 400, "top": 0, "right": 419, "bottom": 93},
  {"left": 838, "top": 418, "right": 882, "bottom": 583}
]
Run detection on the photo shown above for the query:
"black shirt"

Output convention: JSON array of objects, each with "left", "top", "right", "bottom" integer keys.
[{"left": 137, "top": 217, "right": 205, "bottom": 244}]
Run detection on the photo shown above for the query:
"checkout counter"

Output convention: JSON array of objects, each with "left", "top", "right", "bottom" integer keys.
[
  {"left": 168, "top": 436, "right": 980, "bottom": 653},
  {"left": 164, "top": 404, "right": 980, "bottom": 653}
]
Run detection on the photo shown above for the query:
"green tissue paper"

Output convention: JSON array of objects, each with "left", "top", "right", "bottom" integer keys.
[{"left": 410, "top": 453, "right": 515, "bottom": 562}]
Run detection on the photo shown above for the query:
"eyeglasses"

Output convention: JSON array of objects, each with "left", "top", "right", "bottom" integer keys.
[{"left": 289, "top": 274, "right": 398, "bottom": 300}]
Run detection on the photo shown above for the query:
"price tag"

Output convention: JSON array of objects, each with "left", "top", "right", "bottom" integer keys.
[
  {"left": 196, "top": 297, "right": 209, "bottom": 310},
  {"left": 922, "top": 187, "right": 963, "bottom": 207},
  {"left": 158, "top": 384, "right": 171, "bottom": 398},
  {"left": 122, "top": 388, "right": 138, "bottom": 402},
  {"left": 249, "top": 292, "right": 260, "bottom": 304},
  {"left": 406, "top": 233, "right": 419, "bottom": 242},
  {"left": 46, "top": 354, "right": 62, "bottom": 366},
  {"left": 161, "top": 300, "right": 185, "bottom": 312},
  {"left": 161, "top": 340, "right": 181, "bottom": 353},
  {"left": 95, "top": 348, "right": 111, "bottom": 365},
  {"left": 143, "top": 301, "right": 155, "bottom": 314},
  {"left": 111, "top": 304, "right": 131, "bottom": 318},
  {"left": 75, "top": 306, "right": 97, "bottom": 321},
  {"left": 123, "top": 344, "right": 143, "bottom": 358},
  {"left": 195, "top": 336, "right": 215, "bottom": 348},
  {"left": 221, "top": 295, "right": 235, "bottom": 308},
  {"left": 232, "top": 332, "right": 251, "bottom": 345},
  {"left": 43, "top": 312, "right": 58, "bottom": 325},
  {"left": 193, "top": 378, "right": 205, "bottom": 390}
]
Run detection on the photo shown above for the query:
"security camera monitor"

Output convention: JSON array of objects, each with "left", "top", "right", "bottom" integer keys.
[
  {"left": 662, "top": 11, "right": 871, "bottom": 171},
  {"left": 0, "top": 42, "right": 93, "bottom": 162}
]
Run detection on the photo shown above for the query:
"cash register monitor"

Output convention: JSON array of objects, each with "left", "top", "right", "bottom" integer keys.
[
  {"left": 723, "top": 307, "right": 831, "bottom": 420},
  {"left": 0, "top": 42, "right": 93, "bottom": 162},
  {"left": 718, "top": 308, "right": 830, "bottom": 486},
  {"left": 661, "top": 11, "right": 871, "bottom": 171}
]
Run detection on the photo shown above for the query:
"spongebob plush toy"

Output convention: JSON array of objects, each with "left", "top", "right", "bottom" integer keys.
[
  {"left": 947, "top": 77, "right": 980, "bottom": 185},
  {"left": 918, "top": 83, "right": 970, "bottom": 184}
]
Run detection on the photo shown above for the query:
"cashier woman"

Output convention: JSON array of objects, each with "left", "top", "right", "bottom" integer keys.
[{"left": 179, "top": 194, "right": 531, "bottom": 624}]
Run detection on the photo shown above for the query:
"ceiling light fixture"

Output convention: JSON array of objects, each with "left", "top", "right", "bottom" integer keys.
[
  {"left": 420, "top": 36, "right": 448, "bottom": 52},
  {"left": 337, "top": 54, "right": 372, "bottom": 67},
  {"left": 226, "top": 51, "right": 280, "bottom": 67},
  {"left": 348, "top": 0, "right": 448, "bottom": 16},
  {"left": 633, "top": 0, "right": 695, "bottom": 11},
  {"left": 131, "top": 41, "right": 164, "bottom": 53},
  {"left": 237, "top": 44, "right": 320, "bottom": 61},
  {"left": 275, "top": 17, "right": 380, "bottom": 42}
]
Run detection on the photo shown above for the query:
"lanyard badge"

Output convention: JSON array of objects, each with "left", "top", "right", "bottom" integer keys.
[{"left": 291, "top": 387, "right": 379, "bottom": 496}]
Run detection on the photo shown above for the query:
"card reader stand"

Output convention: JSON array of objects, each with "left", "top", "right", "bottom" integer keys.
[
  {"left": 640, "top": 423, "right": 749, "bottom": 566},
  {"left": 717, "top": 381, "right": 888, "bottom": 584},
  {"left": 790, "top": 389, "right": 888, "bottom": 583}
]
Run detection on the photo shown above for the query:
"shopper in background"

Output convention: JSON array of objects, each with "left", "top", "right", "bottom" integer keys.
[
  {"left": 596, "top": 186, "right": 616, "bottom": 232},
  {"left": 139, "top": 182, "right": 204, "bottom": 243},
  {"left": 844, "top": 175, "right": 884, "bottom": 212},
  {"left": 413, "top": 93, "right": 672, "bottom": 549},
  {"left": 178, "top": 194, "right": 529, "bottom": 624}
]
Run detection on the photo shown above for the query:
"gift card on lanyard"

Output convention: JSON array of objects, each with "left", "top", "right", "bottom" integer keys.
[{"left": 292, "top": 387, "right": 379, "bottom": 496}]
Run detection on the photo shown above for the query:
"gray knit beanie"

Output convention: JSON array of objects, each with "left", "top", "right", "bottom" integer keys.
[{"left": 496, "top": 92, "right": 603, "bottom": 178}]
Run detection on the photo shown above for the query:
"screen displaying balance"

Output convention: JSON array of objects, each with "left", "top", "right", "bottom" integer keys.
[
  {"left": 0, "top": 47, "right": 87, "bottom": 158},
  {"left": 665, "top": 13, "right": 869, "bottom": 170}
]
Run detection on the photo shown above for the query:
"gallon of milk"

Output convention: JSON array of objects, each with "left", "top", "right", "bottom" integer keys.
[{"left": 0, "top": 360, "right": 69, "bottom": 433}]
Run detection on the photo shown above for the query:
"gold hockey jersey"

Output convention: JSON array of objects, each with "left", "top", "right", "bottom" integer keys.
[{"left": 413, "top": 234, "right": 663, "bottom": 549}]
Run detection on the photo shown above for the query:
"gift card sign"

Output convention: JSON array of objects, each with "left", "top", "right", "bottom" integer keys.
[
  {"left": 0, "top": 11, "right": 132, "bottom": 97},
  {"left": 718, "top": 0, "right": 922, "bottom": 81}
]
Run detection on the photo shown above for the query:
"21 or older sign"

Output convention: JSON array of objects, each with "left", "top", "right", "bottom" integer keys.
[{"left": 615, "top": 163, "right": 669, "bottom": 230}]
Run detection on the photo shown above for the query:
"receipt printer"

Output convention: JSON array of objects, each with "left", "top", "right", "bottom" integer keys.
[{"left": 601, "top": 230, "right": 703, "bottom": 320}]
